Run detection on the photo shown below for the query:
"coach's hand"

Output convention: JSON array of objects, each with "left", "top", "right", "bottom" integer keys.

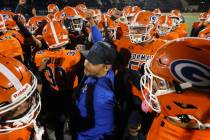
[{"left": 85, "top": 9, "right": 96, "bottom": 26}]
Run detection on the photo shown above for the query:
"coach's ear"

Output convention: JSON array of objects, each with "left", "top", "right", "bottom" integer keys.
[
  {"left": 104, "top": 64, "right": 111, "bottom": 73},
  {"left": 19, "top": 0, "right": 26, "bottom": 5}
]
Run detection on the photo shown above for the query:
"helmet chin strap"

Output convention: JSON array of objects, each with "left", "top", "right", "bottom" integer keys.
[
  {"left": 173, "top": 81, "right": 192, "bottom": 94},
  {"left": 168, "top": 114, "right": 210, "bottom": 130},
  {"left": 155, "top": 82, "right": 192, "bottom": 97}
]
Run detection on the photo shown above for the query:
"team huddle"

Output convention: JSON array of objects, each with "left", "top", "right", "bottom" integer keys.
[{"left": 0, "top": 2, "right": 209, "bottom": 140}]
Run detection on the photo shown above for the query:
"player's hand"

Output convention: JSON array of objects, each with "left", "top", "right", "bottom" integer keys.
[{"left": 39, "top": 57, "right": 49, "bottom": 71}]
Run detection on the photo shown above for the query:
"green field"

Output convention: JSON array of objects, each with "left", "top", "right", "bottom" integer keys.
[{"left": 183, "top": 13, "right": 200, "bottom": 36}]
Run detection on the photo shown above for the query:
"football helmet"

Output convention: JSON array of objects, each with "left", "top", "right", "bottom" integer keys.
[
  {"left": 75, "top": 4, "right": 87, "bottom": 13},
  {"left": 0, "top": 55, "right": 41, "bottom": 133},
  {"left": 128, "top": 11, "right": 156, "bottom": 44},
  {"left": 153, "top": 8, "right": 161, "bottom": 17},
  {"left": 0, "top": 11, "right": 17, "bottom": 30},
  {"left": 98, "top": 14, "right": 118, "bottom": 40},
  {"left": 47, "top": 4, "right": 59, "bottom": 14},
  {"left": 156, "top": 15, "right": 173, "bottom": 35},
  {"left": 0, "top": 14, "right": 7, "bottom": 33},
  {"left": 27, "top": 16, "right": 49, "bottom": 34},
  {"left": 140, "top": 37, "right": 210, "bottom": 129},
  {"left": 63, "top": 6, "right": 84, "bottom": 33},
  {"left": 122, "top": 6, "right": 141, "bottom": 25},
  {"left": 54, "top": 11, "right": 66, "bottom": 22},
  {"left": 169, "top": 9, "right": 183, "bottom": 27},
  {"left": 152, "top": 8, "right": 161, "bottom": 23},
  {"left": 107, "top": 8, "right": 118, "bottom": 16},
  {"left": 42, "top": 21, "right": 69, "bottom": 49},
  {"left": 198, "top": 28, "right": 210, "bottom": 39},
  {"left": 199, "top": 12, "right": 208, "bottom": 22}
]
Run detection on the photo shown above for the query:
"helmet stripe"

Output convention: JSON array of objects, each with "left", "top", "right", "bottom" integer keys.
[
  {"left": 0, "top": 63, "right": 22, "bottom": 90},
  {"left": 50, "top": 21, "right": 59, "bottom": 45}
]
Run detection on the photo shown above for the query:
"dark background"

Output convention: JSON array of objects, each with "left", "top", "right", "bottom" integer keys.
[{"left": 0, "top": 0, "right": 209, "bottom": 13}]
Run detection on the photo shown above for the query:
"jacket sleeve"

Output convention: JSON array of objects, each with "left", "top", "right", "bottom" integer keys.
[{"left": 90, "top": 25, "right": 103, "bottom": 43}]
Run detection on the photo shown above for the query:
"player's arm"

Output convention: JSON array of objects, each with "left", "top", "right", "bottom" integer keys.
[
  {"left": 12, "top": 14, "right": 42, "bottom": 49},
  {"left": 15, "top": 0, "right": 26, "bottom": 14}
]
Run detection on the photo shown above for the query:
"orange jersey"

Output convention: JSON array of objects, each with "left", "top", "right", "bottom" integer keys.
[
  {"left": 0, "top": 126, "right": 33, "bottom": 140},
  {"left": 147, "top": 113, "right": 210, "bottom": 140},
  {"left": 192, "top": 21, "right": 203, "bottom": 29},
  {"left": 117, "top": 22, "right": 129, "bottom": 39},
  {"left": 35, "top": 49, "right": 81, "bottom": 91},
  {"left": 158, "top": 31, "right": 179, "bottom": 40},
  {"left": 174, "top": 23, "right": 188, "bottom": 37},
  {"left": 5, "top": 30, "right": 25, "bottom": 45},
  {"left": 114, "top": 37, "right": 166, "bottom": 71},
  {"left": 114, "top": 37, "right": 166, "bottom": 100},
  {"left": 0, "top": 34, "right": 23, "bottom": 61}
]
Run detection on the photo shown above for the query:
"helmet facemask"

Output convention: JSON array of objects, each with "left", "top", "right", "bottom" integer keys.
[
  {"left": 129, "top": 23, "right": 154, "bottom": 44},
  {"left": 140, "top": 59, "right": 192, "bottom": 113},
  {"left": 0, "top": 74, "right": 41, "bottom": 133},
  {"left": 157, "top": 24, "right": 172, "bottom": 35},
  {"left": 0, "top": 15, "right": 7, "bottom": 34},
  {"left": 101, "top": 27, "right": 117, "bottom": 40},
  {"left": 64, "top": 16, "right": 83, "bottom": 34},
  {"left": 171, "top": 17, "right": 181, "bottom": 30}
]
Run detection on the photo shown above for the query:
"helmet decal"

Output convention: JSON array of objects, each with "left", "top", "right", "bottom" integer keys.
[{"left": 170, "top": 59, "right": 210, "bottom": 90}]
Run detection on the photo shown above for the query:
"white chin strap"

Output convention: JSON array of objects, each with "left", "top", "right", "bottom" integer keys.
[{"left": 168, "top": 115, "right": 210, "bottom": 130}]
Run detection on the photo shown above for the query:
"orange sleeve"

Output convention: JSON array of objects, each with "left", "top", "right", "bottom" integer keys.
[{"left": 34, "top": 50, "right": 45, "bottom": 67}]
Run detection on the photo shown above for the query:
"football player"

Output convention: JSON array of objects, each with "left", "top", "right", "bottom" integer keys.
[
  {"left": 34, "top": 20, "right": 81, "bottom": 140},
  {"left": 140, "top": 37, "right": 210, "bottom": 140},
  {"left": 0, "top": 55, "right": 43, "bottom": 140}
]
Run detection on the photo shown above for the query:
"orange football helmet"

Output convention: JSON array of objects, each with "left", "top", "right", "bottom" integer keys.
[
  {"left": 107, "top": 8, "right": 118, "bottom": 16},
  {"left": 75, "top": 4, "right": 87, "bottom": 13},
  {"left": 128, "top": 11, "right": 156, "bottom": 44},
  {"left": 0, "top": 10, "right": 17, "bottom": 30},
  {"left": 169, "top": 9, "right": 183, "bottom": 27},
  {"left": 140, "top": 37, "right": 210, "bottom": 129},
  {"left": 153, "top": 8, "right": 161, "bottom": 17},
  {"left": 0, "top": 55, "right": 41, "bottom": 133},
  {"left": 98, "top": 14, "right": 118, "bottom": 40},
  {"left": 0, "top": 14, "right": 7, "bottom": 33},
  {"left": 48, "top": 4, "right": 59, "bottom": 14},
  {"left": 122, "top": 6, "right": 141, "bottom": 25},
  {"left": 54, "top": 11, "right": 66, "bottom": 22},
  {"left": 198, "top": 28, "right": 210, "bottom": 39},
  {"left": 27, "top": 16, "right": 49, "bottom": 34},
  {"left": 62, "top": 6, "right": 84, "bottom": 33},
  {"left": 199, "top": 12, "right": 208, "bottom": 22},
  {"left": 42, "top": 21, "right": 69, "bottom": 49},
  {"left": 156, "top": 15, "right": 173, "bottom": 35},
  {"left": 152, "top": 8, "right": 161, "bottom": 23}
]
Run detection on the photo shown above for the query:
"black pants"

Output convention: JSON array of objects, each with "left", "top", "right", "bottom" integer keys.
[{"left": 40, "top": 87, "right": 73, "bottom": 140}]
